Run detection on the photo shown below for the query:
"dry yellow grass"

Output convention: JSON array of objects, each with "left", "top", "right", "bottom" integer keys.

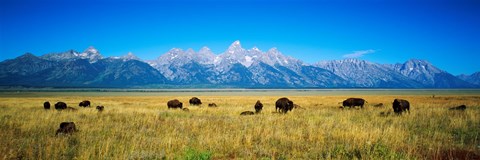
[{"left": 0, "top": 93, "right": 479, "bottom": 159}]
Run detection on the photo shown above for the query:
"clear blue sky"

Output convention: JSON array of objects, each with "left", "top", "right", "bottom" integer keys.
[{"left": 1, "top": 0, "right": 479, "bottom": 75}]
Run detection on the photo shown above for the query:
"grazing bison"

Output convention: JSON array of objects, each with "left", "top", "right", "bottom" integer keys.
[
  {"left": 96, "top": 106, "right": 105, "bottom": 112},
  {"left": 342, "top": 98, "right": 366, "bottom": 108},
  {"left": 79, "top": 100, "right": 91, "bottom": 107},
  {"left": 167, "top": 99, "right": 183, "bottom": 109},
  {"left": 55, "top": 122, "right": 78, "bottom": 136},
  {"left": 44, "top": 101, "right": 51, "bottom": 110},
  {"left": 240, "top": 111, "right": 255, "bottom": 115},
  {"left": 449, "top": 105, "right": 466, "bottom": 111},
  {"left": 275, "top": 97, "right": 294, "bottom": 113},
  {"left": 392, "top": 99, "right": 410, "bottom": 114},
  {"left": 55, "top": 102, "right": 67, "bottom": 110},
  {"left": 208, "top": 103, "right": 217, "bottom": 107},
  {"left": 373, "top": 103, "right": 384, "bottom": 107},
  {"left": 254, "top": 100, "right": 263, "bottom": 113},
  {"left": 189, "top": 97, "right": 202, "bottom": 106}
]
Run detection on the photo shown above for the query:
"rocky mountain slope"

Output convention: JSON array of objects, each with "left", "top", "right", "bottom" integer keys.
[{"left": 0, "top": 41, "right": 477, "bottom": 88}]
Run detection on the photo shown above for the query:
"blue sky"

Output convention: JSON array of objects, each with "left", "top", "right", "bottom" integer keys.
[{"left": 0, "top": 0, "right": 479, "bottom": 75}]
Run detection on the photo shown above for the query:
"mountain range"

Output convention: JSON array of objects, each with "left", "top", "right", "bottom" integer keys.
[{"left": 0, "top": 41, "right": 478, "bottom": 88}]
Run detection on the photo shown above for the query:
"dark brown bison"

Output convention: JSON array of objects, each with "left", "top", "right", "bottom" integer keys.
[
  {"left": 189, "top": 97, "right": 202, "bottom": 106},
  {"left": 240, "top": 111, "right": 255, "bottom": 115},
  {"left": 55, "top": 102, "right": 67, "bottom": 110},
  {"left": 96, "top": 106, "right": 105, "bottom": 112},
  {"left": 79, "top": 100, "right": 91, "bottom": 107},
  {"left": 254, "top": 100, "right": 263, "bottom": 113},
  {"left": 208, "top": 103, "right": 217, "bottom": 107},
  {"left": 44, "top": 101, "right": 50, "bottom": 109},
  {"left": 276, "top": 97, "right": 294, "bottom": 113},
  {"left": 342, "top": 98, "right": 366, "bottom": 108},
  {"left": 449, "top": 105, "right": 466, "bottom": 111},
  {"left": 55, "top": 122, "right": 78, "bottom": 136},
  {"left": 392, "top": 99, "right": 410, "bottom": 114},
  {"left": 167, "top": 99, "right": 183, "bottom": 109}
]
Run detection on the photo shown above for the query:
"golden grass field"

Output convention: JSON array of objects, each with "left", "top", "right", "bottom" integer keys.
[{"left": 0, "top": 90, "right": 479, "bottom": 159}]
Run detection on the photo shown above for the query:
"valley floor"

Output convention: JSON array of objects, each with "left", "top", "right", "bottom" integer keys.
[{"left": 0, "top": 90, "right": 479, "bottom": 159}]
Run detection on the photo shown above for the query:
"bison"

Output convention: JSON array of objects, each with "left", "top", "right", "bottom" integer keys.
[
  {"left": 55, "top": 102, "right": 67, "bottom": 110},
  {"left": 182, "top": 108, "right": 190, "bottom": 112},
  {"left": 167, "top": 99, "right": 183, "bottom": 109},
  {"left": 55, "top": 122, "right": 78, "bottom": 136},
  {"left": 208, "top": 103, "right": 217, "bottom": 107},
  {"left": 79, "top": 100, "right": 91, "bottom": 107},
  {"left": 254, "top": 100, "right": 263, "bottom": 113},
  {"left": 189, "top": 97, "right": 202, "bottom": 106},
  {"left": 96, "top": 106, "right": 105, "bottom": 112},
  {"left": 449, "top": 105, "right": 466, "bottom": 111},
  {"left": 275, "top": 97, "right": 294, "bottom": 114},
  {"left": 392, "top": 99, "right": 410, "bottom": 114},
  {"left": 342, "top": 98, "right": 366, "bottom": 108},
  {"left": 240, "top": 111, "right": 255, "bottom": 115},
  {"left": 44, "top": 101, "right": 51, "bottom": 110}
]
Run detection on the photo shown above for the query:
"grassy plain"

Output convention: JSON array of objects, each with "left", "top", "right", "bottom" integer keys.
[{"left": 0, "top": 90, "right": 479, "bottom": 159}]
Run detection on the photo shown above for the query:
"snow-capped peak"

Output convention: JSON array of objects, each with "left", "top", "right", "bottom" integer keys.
[
  {"left": 199, "top": 46, "right": 212, "bottom": 53},
  {"left": 85, "top": 46, "right": 99, "bottom": 54},
  {"left": 169, "top": 48, "right": 183, "bottom": 53},
  {"left": 267, "top": 47, "right": 279, "bottom": 53},
  {"left": 79, "top": 46, "right": 103, "bottom": 62},
  {"left": 227, "top": 40, "right": 244, "bottom": 53},
  {"left": 232, "top": 40, "right": 241, "bottom": 46},
  {"left": 250, "top": 46, "right": 261, "bottom": 52}
]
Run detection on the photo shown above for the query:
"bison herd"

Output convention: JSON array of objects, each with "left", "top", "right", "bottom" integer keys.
[
  {"left": 45, "top": 96, "right": 469, "bottom": 136},
  {"left": 166, "top": 97, "right": 468, "bottom": 116},
  {"left": 43, "top": 100, "right": 104, "bottom": 112},
  {"left": 42, "top": 100, "right": 105, "bottom": 136}
]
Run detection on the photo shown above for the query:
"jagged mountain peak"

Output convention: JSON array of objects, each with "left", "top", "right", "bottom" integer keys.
[
  {"left": 84, "top": 46, "right": 99, "bottom": 54},
  {"left": 231, "top": 40, "right": 241, "bottom": 47},
  {"left": 405, "top": 59, "right": 429, "bottom": 63},
  {"left": 339, "top": 58, "right": 370, "bottom": 64},
  {"left": 78, "top": 46, "right": 103, "bottom": 63},
  {"left": 168, "top": 48, "right": 183, "bottom": 53},
  {"left": 227, "top": 40, "right": 244, "bottom": 53},
  {"left": 122, "top": 52, "right": 139, "bottom": 60},
  {"left": 199, "top": 46, "right": 212, "bottom": 53},
  {"left": 250, "top": 46, "right": 261, "bottom": 52},
  {"left": 316, "top": 58, "right": 423, "bottom": 88},
  {"left": 40, "top": 49, "right": 80, "bottom": 62},
  {"left": 396, "top": 59, "right": 442, "bottom": 74},
  {"left": 317, "top": 59, "right": 377, "bottom": 69},
  {"left": 267, "top": 47, "right": 279, "bottom": 53},
  {"left": 392, "top": 59, "right": 474, "bottom": 87}
]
